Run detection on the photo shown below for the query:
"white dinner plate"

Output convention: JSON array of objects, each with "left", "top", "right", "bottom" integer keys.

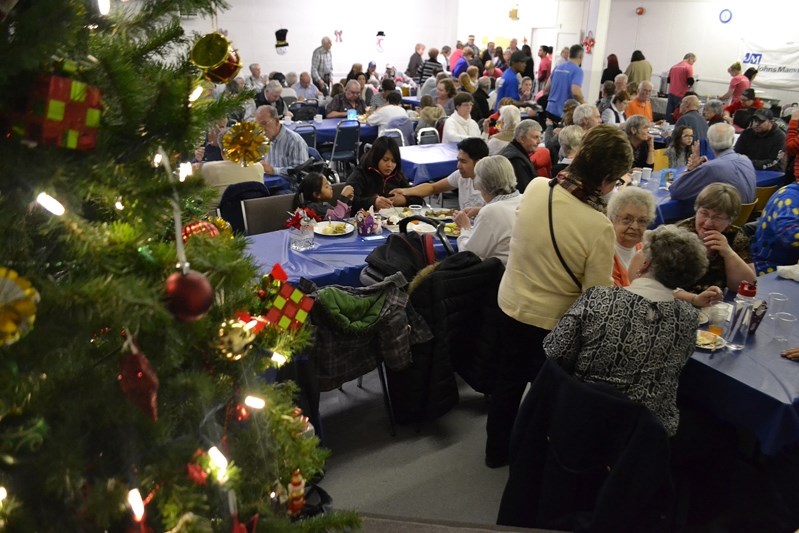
[
  {"left": 697, "top": 311, "right": 709, "bottom": 326},
  {"left": 314, "top": 221, "right": 355, "bottom": 237},
  {"left": 695, "top": 330, "right": 726, "bottom": 351},
  {"left": 405, "top": 221, "right": 437, "bottom": 234}
]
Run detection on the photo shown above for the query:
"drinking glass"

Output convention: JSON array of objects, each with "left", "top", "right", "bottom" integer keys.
[
  {"left": 774, "top": 312, "right": 797, "bottom": 343},
  {"left": 708, "top": 303, "right": 728, "bottom": 337},
  {"left": 767, "top": 292, "right": 788, "bottom": 315}
]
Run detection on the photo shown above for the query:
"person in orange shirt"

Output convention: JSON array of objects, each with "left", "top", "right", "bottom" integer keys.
[{"left": 625, "top": 81, "right": 654, "bottom": 122}]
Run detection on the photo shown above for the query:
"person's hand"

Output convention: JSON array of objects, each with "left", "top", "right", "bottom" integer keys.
[
  {"left": 545, "top": 118, "right": 553, "bottom": 127},
  {"left": 702, "top": 230, "right": 733, "bottom": 258},
  {"left": 781, "top": 346, "right": 799, "bottom": 361},
  {"left": 453, "top": 210, "right": 471, "bottom": 230},
  {"left": 460, "top": 206, "right": 481, "bottom": 218},
  {"left": 647, "top": 133, "right": 655, "bottom": 149},
  {"left": 260, "top": 160, "right": 274, "bottom": 174},
  {"left": 792, "top": 109, "right": 799, "bottom": 122},
  {"left": 687, "top": 142, "right": 703, "bottom": 171},
  {"left": 284, "top": 109, "right": 293, "bottom": 118},
  {"left": 390, "top": 188, "right": 408, "bottom": 198},
  {"left": 374, "top": 196, "right": 393, "bottom": 210},
  {"left": 693, "top": 286, "right": 724, "bottom": 308},
  {"left": 194, "top": 146, "right": 205, "bottom": 162},
  {"left": 340, "top": 185, "right": 354, "bottom": 199}
]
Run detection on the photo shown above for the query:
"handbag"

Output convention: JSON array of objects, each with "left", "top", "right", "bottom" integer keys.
[{"left": 548, "top": 179, "right": 582, "bottom": 290}]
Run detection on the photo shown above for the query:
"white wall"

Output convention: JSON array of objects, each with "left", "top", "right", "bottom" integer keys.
[
  {"left": 605, "top": 0, "right": 799, "bottom": 107},
  {"left": 178, "top": 0, "right": 458, "bottom": 82},
  {"left": 162, "top": 0, "right": 798, "bottom": 108}
]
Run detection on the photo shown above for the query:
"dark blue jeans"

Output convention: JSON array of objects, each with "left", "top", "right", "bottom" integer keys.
[{"left": 665, "top": 94, "right": 683, "bottom": 123}]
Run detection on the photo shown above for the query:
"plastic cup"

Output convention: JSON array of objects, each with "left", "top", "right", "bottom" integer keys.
[
  {"left": 631, "top": 170, "right": 642, "bottom": 186},
  {"left": 641, "top": 167, "right": 652, "bottom": 181},
  {"left": 708, "top": 303, "right": 728, "bottom": 337},
  {"left": 409, "top": 204, "right": 423, "bottom": 217},
  {"left": 774, "top": 312, "right": 797, "bottom": 342},
  {"left": 314, "top": 114, "right": 323, "bottom": 123},
  {"left": 768, "top": 292, "right": 788, "bottom": 315}
]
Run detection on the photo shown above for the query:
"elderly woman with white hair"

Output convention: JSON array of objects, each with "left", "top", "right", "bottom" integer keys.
[
  {"left": 486, "top": 105, "right": 522, "bottom": 155},
  {"left": 606, "top": 187, "right": 656, "bottom": 286},
  {"left": 453, "top": 155, "right": 522, "bottom": 265},
  {"left": 550, "top": 125, "right": 585, "bottom": 176},
  {"left": 624, "top": 114, "right": 655, "bottom": 168}
]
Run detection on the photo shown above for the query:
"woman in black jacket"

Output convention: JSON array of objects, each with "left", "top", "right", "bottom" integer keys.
[{"left": 346, "top": 136, "right": 424, "bottom": 212}]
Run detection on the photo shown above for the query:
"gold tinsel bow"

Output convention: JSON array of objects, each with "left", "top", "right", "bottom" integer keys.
[
  {"left": 0, "top": 267, "right": 40, "bottom": 347},
  {"left": 222, "top": 121, "right": 269, "bottom": 166}
]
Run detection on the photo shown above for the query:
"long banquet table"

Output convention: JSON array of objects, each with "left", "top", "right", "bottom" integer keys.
[
  {"left": 286, "top": 118, "right": 378, "bottom": 145},
  {"left": 247, "top": 227, "right": 456, "bottom": 287},
  {"left": 400, "top": 143, "right": 459, "bottom": 184},
  {"left": 680, "top": 273, "right": 799, "bottom": 455},
  {"left": 645, "top": 168, "right": 784, "bottom": 225}
]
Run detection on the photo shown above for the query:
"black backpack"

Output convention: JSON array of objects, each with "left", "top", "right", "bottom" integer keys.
[{"left": 362, "top": 216, "right": 454, "bottom": 284}]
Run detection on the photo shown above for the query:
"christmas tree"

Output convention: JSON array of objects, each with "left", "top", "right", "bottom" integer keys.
[{"left": 0, "top": 1, "right": 358, "bottom": 531}]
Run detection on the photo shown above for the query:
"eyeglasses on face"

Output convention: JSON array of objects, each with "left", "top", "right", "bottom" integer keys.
[
  {"left": 697, "top": 208, "right": 731, "bottom": 223},
  {"left": 618, "top": 215, "right": 650, "bottom": 226}
]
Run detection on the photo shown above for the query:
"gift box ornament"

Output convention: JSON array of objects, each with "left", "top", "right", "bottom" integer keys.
[
  {"left": 6, "top": 75, "right": 101, "bottom": 151},
  {"left": 264, "top": 281, "right": 314, "bottom": 331}
]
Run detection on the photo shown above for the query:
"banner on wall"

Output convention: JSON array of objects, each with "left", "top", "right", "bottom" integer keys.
[{"left": 739, "top": 39, "right": 799, "bottom": 90}]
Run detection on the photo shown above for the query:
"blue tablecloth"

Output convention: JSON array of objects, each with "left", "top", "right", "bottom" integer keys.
[
  {"left": 400, "top": 143, "right": 459, "bottom": 184},
  {"left": 402, "top": 96, "right": 422, "bottom": 107},
  {"left": 645, "top": 168, "right": 785, "bottom": 225},
  {"left": 286, "top": 118, "right": 378, "bottom": 145},
  {"left": 679, "top": 273, "right": 799, "bottom": 455},
  {"left": 246, "top": 227, "right": 456, "bottom": 287}
]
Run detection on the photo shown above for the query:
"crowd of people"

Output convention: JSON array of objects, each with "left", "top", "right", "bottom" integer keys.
[{"left": 190, "top": 31, "right": 799, "bottom": 527}]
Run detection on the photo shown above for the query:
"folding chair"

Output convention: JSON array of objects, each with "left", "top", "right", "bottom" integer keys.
[
  {"left": 240, "top": 194, "right": 296, "bottom": 235},
  {"left": 733, "top": 201, "right": 757, "bottom": 227},
  {"left": 435, "top": 117, "right": 448, "bottom": 142},
  {"left": 386, "top": 115, "right": 416, "bottom": 146},
  {"left": 324, "top": 119, "right": 361, "bottom": 175},
  {"left": 218, "top": 181, "right": 270, "bottom": 234},
  {"left": 416, "top": 127, "right": 440, "bottom": 145},
  {"left": 293, "top": 123, "right": 317, "bottom": 149},
  {"left": 382, "top": 128, "right": 406, "bottom": 146}
]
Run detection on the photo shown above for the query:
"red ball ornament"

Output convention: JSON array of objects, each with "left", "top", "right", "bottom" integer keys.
[
  {"left": 182, "top": 221, "right": 220, "bottom": 243},
  {"left": 164, "top": 270, "right": 214, "bottom": 322},
  {"left": 636, "top": 6, "right": 645, "bottom": 15}
]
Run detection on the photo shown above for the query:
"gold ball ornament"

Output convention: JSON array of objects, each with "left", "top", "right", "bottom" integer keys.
[
  {"left": 0, "top": 267, "right": 40, "bottom": 347},
  {"left": 223, "top": 121, "right": 269, "bottom": 166},
  {"left": 208, "top": 216, "right": 233, "bottom": 238},
  {"left": 216, "top": 318, "right": 256, "bottom": 361}
]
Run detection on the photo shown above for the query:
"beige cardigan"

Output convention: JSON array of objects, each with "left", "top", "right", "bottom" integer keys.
[{"left": 498, "top": 177, "right": 615, "bottom": 330}]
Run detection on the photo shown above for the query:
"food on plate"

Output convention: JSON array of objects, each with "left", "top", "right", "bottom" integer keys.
[
  {"left": 428, "top": 208, "right": 456, "bottom": 219},
  {"left": 696, "top": 330, "right": 724, "bottom": 349},
  {"left": 697, "top": 311, "right": 709, "bottom": 325},
  {"left": 320, "top": 222, "right": 347, "bottom": 235},
  {"left": 443, "top": 223, "right": 460, "bottom": 237}
]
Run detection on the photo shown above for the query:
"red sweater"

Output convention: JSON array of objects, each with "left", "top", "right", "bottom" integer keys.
[{"left": 787, "top": 119, "right": 799, "bottom": 178}]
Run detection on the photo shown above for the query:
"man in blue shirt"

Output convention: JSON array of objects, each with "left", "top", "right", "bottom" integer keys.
[
  {"left": 670, "top": 123, "right": 756, "bottom": 203},
  {"left": 544, "top": 44, "right": 585, "bottom": 121},
  {"left": 494, "top": 51, "right": 528, "bottom": 110}
]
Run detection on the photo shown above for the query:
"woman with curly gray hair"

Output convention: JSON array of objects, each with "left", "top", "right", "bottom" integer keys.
[{"left": 543, "top": 224, "right": 709, "bottom": 436}]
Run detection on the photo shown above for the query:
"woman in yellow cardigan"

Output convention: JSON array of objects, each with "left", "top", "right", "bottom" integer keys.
[{"left": 486, "top": 125, "right": 633, "bottom": 467}]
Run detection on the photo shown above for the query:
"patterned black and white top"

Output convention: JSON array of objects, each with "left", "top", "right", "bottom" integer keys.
[{"left": 543, "top": 281, "right": 698, "bottom": 435}]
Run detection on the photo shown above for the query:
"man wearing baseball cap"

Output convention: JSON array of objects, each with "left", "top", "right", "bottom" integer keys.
[
  {"left": 734, "top": 108, "right": 786, "bottom": 170},
  {"left": 493, "top": 51, "right": 528, "bottom": 110},
  {"left": 725, "top": 87, "right": 764, "bottom": 130}
]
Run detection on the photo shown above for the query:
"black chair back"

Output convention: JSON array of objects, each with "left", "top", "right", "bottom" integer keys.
[
  {"left": 218, "top": 181, "right": 270, "bottom": 234},
  {"left": 330, "top": 120, "right": 361, "bottom": 163}
]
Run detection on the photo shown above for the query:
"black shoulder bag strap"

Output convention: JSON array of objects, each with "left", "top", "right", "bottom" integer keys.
[{"left": 548, "top": 178, "right": 582, "bottom": 290}]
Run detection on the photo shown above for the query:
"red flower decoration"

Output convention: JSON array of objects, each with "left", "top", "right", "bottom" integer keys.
[
  {"left": 284, "top": 208, "right": 321, "bottom": 230},
  {"left": 186, "top": 462, "right": 208, "bottom": 486}
]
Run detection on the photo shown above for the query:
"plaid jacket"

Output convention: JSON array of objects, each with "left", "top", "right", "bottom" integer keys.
[{"left": 299, "top": 273, "right": 432, "bottom": 392}]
